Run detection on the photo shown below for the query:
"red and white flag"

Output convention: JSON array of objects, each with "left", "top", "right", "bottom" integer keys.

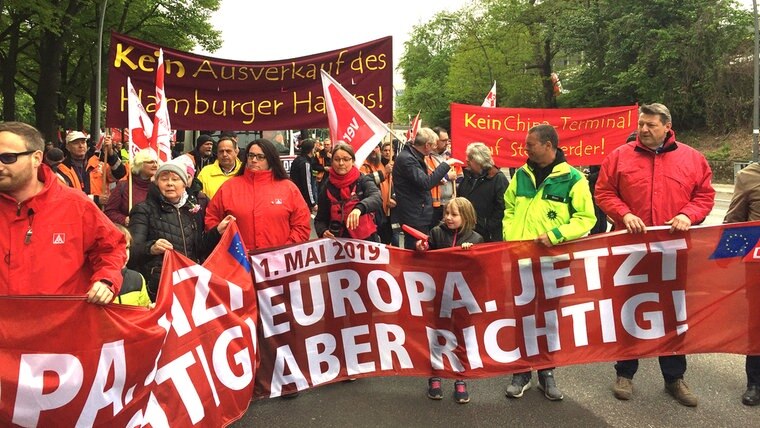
[
  {"left": 481, "top": 81, "right": 496, "bottom": 108},
  {"left": 406, "top": 112, "right": 420, "bottom": 142},
  {"left": 126, "top": 77, "right": 153, "bottom": 160},
  {"left": 151, "top": 48, "right": 172, "bottom": 162},
  {"left": 320, "top": 70, "right": 390, "bottom": 166}
]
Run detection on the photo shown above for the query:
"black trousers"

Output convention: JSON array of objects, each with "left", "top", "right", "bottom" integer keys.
[
  {"left": 615, "top": 355, "right": 686, "bottom": 384},
  {"left": 747, "top": 355, "right": 760, "bottom": 386}
]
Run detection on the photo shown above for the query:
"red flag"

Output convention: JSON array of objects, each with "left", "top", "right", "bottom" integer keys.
[
  {"left": 321, "top": 70, "right": 390, "bottom": 166},
  {"left": 406, "top": 112, "right": 420, "bottom": 142},
  {"left": 127, "top": 77, "right": 154, "bottom": 160},
  {"left": 151, "top": 48, "right": 172, "bottom": 162},
  {"left": 481, "top": 81, "right": 496, "bottom": 108}
]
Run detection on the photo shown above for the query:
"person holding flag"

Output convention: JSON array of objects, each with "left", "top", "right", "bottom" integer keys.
[{"left": 315, "top": 143, "right": 382, "bottom": 241}]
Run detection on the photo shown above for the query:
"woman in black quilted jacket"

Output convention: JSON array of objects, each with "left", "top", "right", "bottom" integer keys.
[{"left": 128, "top": 159, "right": 233, "bottom": 301}]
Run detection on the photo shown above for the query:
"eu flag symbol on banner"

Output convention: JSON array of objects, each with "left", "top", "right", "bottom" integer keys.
[
  {"left": 228, "top": 232, "right": 252, "bottom": 273},
  {"left": 709, "top": 225, "right": 760, "bottom": 259}
]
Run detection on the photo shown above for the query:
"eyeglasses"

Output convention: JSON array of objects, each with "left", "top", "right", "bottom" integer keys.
[
  {"left": 247, "top": 153, "right": 267, "bottom": 161},
  {"left": 0, "top": 150, "right": 37, "bottom": 165},
  {"left": 333, "top": 157, "right": 353, "bottom": 163}
]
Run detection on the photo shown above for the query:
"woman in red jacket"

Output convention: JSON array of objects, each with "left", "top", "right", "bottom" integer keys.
[{"left": 205, "top": 139, "right": 311, "bottom": 251}]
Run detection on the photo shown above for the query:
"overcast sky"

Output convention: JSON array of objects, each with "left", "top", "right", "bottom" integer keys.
[
  {"left": 192, "top": 0, "right": 470, "bottom": 86},
  {"left": 194, "top": 0, "right": 757, "bottom": 85}
]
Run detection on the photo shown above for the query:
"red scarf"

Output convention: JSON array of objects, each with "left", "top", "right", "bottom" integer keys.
[{"left": 328, "top": 166, "right": 361, "bottom": 199}]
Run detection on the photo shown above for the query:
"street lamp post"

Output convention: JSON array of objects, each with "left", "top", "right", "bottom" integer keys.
[{"left": 93, "top": 0, "right": 109, "bottom": 145}]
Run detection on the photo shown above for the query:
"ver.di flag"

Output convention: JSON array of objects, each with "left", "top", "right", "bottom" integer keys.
[
  {"left": 321, "top": 70, "right": 390, "bottom": 166},
  {"left": 151, "top": 48, "right": 172, "bottom": 163},
  {"left": 481, "top": 81, "right": 496, "bottom": 107}
]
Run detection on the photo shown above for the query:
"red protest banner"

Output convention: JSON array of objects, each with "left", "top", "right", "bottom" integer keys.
[
  {"left": 0, "top": 225, "right": 257, "bottom": 427},
  {"left": 450, "top": 103, "right": 637, "bottom": 167},
  {"left": 106, "top": 32, "right": 392, "bottom": 131},
  {"left": 250, "top": 223, "right": 760, "bottom": 397}
]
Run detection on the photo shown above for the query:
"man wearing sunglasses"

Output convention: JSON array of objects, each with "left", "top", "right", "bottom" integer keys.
[
  {"left": 0, "top": 122, "right": 126, "bottom": 304},
  {"left": 57, "top": 130, "right": 126, "bottom": 207}
]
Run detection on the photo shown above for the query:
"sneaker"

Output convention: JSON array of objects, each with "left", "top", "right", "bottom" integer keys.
[
  {"left": 665, "top": 379, "right": 698, "bottom": 407},
  {"left": 505, "top": 373, "right": 531, "bottom": 398},
  {"left": 742, "top": 384, "right": 760, "bottom": 406},
  {"left": 538, "top": 370, "right": 564, "bottom": 401},
  {"left": 427, "top": 377, "right": 443, "bottom": 400},
  {"left": 454, "top": 380, "right": 470, "bottom": 404},
  {"left": 613, "top": 376, "right": 633, "bottom": 400}
]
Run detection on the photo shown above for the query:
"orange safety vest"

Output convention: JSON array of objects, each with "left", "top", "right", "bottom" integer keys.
[
  {"left": 360, "top": 161, "right": 391, "bottom": 216},
  {"left": 58, "top": 155, "right": 116, "bottom": 198}
]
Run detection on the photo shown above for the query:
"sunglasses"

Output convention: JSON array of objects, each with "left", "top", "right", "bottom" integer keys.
[
  {"left": 0, "top": 150, "right": 37, "bottom": 165},
  {"left": 247, "top": 153, "right": 267, "bottom": 161}
]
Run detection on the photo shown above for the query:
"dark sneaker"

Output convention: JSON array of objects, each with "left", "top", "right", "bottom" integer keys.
[
  {"left": 427, "top": 377, "right": 443, "bottom": 400},
  {"left": 454, "top": 380, "right": 470, "bottom": 404},
  {"left": 505, "top": 372, "right": 531, "bottom": 398},
  {"left": 742, "top": 385, "right": 760, "bottom": 406},
  {"left": 538, "top": 370, "right": 564, "bottom": 401},
  {"left": 665, "top": 379, "right": 698, "bottom": 407},
  {"left": 613, "top": 376, "right": 633, "bottom": 400}
]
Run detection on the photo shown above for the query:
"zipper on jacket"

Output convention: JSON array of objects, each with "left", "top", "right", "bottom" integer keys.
[{"left": 176, "top": 207, "right": 189, "bottom": 256}]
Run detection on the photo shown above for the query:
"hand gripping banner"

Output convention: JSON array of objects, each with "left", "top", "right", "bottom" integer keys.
[{"left": 0, "top": 223, "right": 257, "bottom": 427}]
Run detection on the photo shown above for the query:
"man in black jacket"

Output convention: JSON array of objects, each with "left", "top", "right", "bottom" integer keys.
[
  {"left": 392, "top": 127, "right": 458, "bottom": 249},
  {"left": 290, "top": 139, "right": 323, "bottom": 211}
]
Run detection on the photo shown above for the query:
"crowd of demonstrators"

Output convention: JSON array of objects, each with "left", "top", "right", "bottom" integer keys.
[
  {"left": 381, "top": 141, "right": 399, "bottom": 245},
  {"left": 181, "top": 134, "right": 216, "bottom": 179},
  {"left": 197, "top": 136, "right": 242, "bottom": 199},
  {"left": 392, "top": 127, "right": 458, "bottom": 249},
  {"left": 128, "top": 160, "right": 221, "bottom": 301},
  {"left": 416, "top": 197, "right": 484, "bottom": 404},
  {"left": 426, "top": 126, "right": 462, "bottom": 227},
  {"left": 315, "top": 143, "right": 382, "bottom": 241},
  {"left": 290, "top": 139, "right": 322, "bottom": 212},
  {"left": 104, "top": 149, "right": 159, "bottom": 226},
  {"left": 206, "top": 139, "right": 311, "bottom": 251},
  {"left": 457, "top": 142, "right": 508, "bottom": 242},
  {"left": 0, "top": 122, "right": 125, "bottom": 304},
  {"left": 360, "top": 144, "right": 393, "bottom": 243},
  {"left": 596, "top": 103, "right": 715, "bottom": 407},
  {"left": 3, "top": 104, "right": 749, "bottom": 408},
  {"left": 503, "top": 124, "right": 596, "bottom": 402},
  {"left": 724, "top": 162, "right": 760, "bottom": 406},
  {"left": 58, "top": 130, "right": 126, "bottom": 207}
]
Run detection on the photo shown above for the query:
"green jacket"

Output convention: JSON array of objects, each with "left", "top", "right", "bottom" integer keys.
[{"left": 502, "top": 161, "right": 595, "bottom": 244}]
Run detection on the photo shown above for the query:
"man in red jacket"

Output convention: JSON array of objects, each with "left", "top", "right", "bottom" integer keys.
[
  {"left": 596, "top": 103, "right": 715, "bottom": 407},
  {"left": 0, "top": 122, "right": 125, "bottom": 304}
]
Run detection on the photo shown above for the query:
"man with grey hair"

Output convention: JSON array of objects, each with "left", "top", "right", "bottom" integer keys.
[
  {"left": 457, "top": 142, "right": 508, "bottom": 242},
  {"left": 503, "top": 124, "right": 596, "bottom": 401},
  {"left": 596, "top": 103, "right": 715, "bottom": 407},
  {"left": 392, "top": 127, "right": 459, "bottom": 249},
  {"left": 0, "top": 121, "right": 126, "bottom": 304}
]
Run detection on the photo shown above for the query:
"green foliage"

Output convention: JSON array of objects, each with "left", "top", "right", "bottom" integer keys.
[
  {"left": 399, "top": 0, "right": 753, "bottom": 133},
  {"left": 704, "top": 142, "right": 732, "bottom": 161},
  {"left": 0, "top": 0, "right": 222, "bottom": 138}
]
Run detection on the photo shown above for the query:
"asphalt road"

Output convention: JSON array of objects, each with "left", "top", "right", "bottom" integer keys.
[{"left": 234, "top": 183, "right": 760, "bottom": 427}]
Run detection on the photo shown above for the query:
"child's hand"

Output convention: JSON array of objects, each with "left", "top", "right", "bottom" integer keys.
[
  {"left": 461, "top": 242, "right": 473, "bottom": 250},
  {"left": 415, "top": 239, "right": 429, "bottom": 251}
]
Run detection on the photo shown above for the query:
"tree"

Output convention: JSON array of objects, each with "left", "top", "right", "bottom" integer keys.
[{"left": 0, "top": 0, "right": 222, "bottom": 141}]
